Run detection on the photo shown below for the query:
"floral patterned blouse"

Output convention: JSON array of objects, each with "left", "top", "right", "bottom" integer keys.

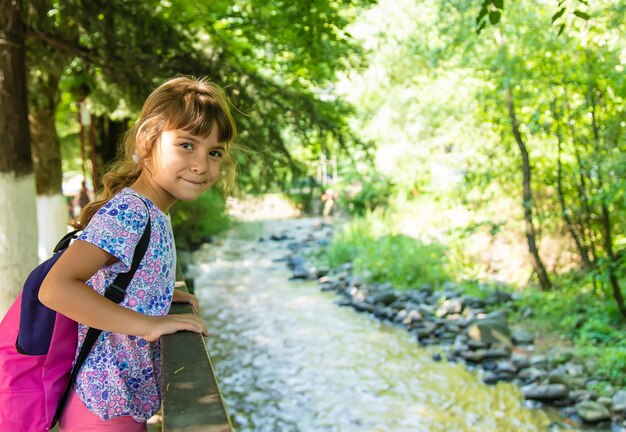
[{"left": 74, "top": 188, "right": 175, "bottom": 422}]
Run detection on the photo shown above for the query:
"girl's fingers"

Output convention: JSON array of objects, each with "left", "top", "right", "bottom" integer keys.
[
  {"left": 176, "top": 314, "right": 208, "bottom": 336},
  {"left": 146, "top": 314, "right": 208, "bottom": 341}
]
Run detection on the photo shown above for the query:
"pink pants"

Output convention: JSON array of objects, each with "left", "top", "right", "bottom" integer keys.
[{"left": 59, "top": 388, "right": 147, "bottom": 431}]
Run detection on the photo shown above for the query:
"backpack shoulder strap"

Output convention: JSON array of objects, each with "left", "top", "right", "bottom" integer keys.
[{"left": 53, "top": 229, "right": 80, "bottom": 253}]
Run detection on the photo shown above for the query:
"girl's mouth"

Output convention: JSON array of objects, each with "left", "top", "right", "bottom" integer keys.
[{"left": 181, "top": 178, "right": 207, "bottom": 186}]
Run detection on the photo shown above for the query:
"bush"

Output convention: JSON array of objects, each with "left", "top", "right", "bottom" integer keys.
[
  {"left": 340, "top": 178, "right": 395, "bottom": 216},
  {"left": 579, "top": 345, "right": 626, "bottom": 388},
  {"left": 171, "top": 190, "right": 230, "bottom": 249},
  {"left": 325, "top": 211, "right": 449, "bottom": 289},
  {"left": 514, "top": 286, "right": 626, "bottom": 387}
]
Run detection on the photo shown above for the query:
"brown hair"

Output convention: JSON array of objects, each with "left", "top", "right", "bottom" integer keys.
[{"left": 73, "top": 76, "right": 238, "bottom": 229}]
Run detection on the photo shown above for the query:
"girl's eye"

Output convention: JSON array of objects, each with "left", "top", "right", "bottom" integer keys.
[
  {"left": 180, "top": 142, "right": 194, "bottom": 151},
  {"left": 209, "top": 150, "right": 223, "bottom": 159}
]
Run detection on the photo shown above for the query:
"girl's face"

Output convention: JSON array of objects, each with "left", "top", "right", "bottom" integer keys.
[{"left": 140, "top": 126, "right": 225, "bottom": 212}]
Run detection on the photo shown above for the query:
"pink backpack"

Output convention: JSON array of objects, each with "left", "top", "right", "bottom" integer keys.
[
  {"left": 0, "top": 216, "right": 150, "bottom": 431},
  {"left": 0, "top": 292, "right": 77, "bottom": 431}
]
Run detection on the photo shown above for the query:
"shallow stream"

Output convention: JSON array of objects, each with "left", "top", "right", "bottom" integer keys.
[{"left": 194, "top": 218, "right": 557, "bottom": 432}]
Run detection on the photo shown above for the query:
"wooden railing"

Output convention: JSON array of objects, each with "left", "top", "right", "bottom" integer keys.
[{"left": 159, "top": 281, "right": 232, "bottom": 431}]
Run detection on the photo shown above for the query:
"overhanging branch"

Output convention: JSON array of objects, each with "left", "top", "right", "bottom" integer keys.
[{"left": 26, "top": 25, "right": 94, "bottom": 64}]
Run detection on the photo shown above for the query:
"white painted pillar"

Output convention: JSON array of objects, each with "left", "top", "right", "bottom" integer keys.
[
  {"left": 0, "top": 173, "right": 39, "bottom": 318},
  {"left": 36, "top": 193, "right": 69, "bottom": 262}
]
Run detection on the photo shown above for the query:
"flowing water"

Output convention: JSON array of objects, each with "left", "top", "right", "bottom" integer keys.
[{"left": 193, "top": 218, "right": 557, "bottom": 432}]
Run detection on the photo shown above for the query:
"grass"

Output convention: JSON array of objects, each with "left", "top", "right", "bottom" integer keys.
[
  {"left": 512, "top": 281, "right": 626, "bottom": 389},
  {"left": 323, "top": 210, "right": 450, "bottom": 290},
  {"left": 319, "top": 207, "right": 626, "bottom": 390}
]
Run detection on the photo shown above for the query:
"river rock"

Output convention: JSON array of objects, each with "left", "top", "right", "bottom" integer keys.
[
  {"left": 318, "top": 275, "right": 331, "bottom": 284},
  {"left": 373, "top": 306, "right": 395, "bottom": 320},
  {"left": 575, "top": 400, "right": 611, "bottom": 423},
  {"left": 467, "top": 339, "right": 490, "bottom": 350},
  {"left": 462, "top": 296, "right": 486, "bottom": 309},
  {"left": 564, "top": 363, "right": 585, "bottom": 377},
  {"left": 436, "top": 299, "right": 464, "bottom": 317},
  {"left": 402, "top": 309, "right": 424, "bottom": 327},
  {"left": 320, "top": 282, "right": 335, "bottom": 291},
  {"left": 369, "top": 290, "right": 398, "bottom": 306},
  {"left": 335, "top": 298, "right": 352, "bottom": 307},
  {"left": 484, "top": 290, "right": 513, "bottom": 305},
  {"left": 417, "top": 304, "right": 436, "bottom": 317},
  {"left": 290, "top": 266, "right": 311, "bottom": 280},
  {"left": 522, "top": 384, "right": 569, "bottom": 401},
  {"left": 568, "top": 389, "right": 589, "bottom": 403},
  {"left": 548, "top": 347, "right": 575, "bottom": 366},
  {"left": 483, "top": 347, "right": 511, "bottom": 360},
  {"left": 336, "top": 271, "right": 349, "bottom": 281},
  {"left": 495, "top": 370, "right": 517, "bottom": 382},
  {"left": 517, "top": 367, "right": 545, "bottom": 384},
  {"left": 460, "top": 349, "right": 489, "bottom": 363},
  {"left": 406, "top": 290, "right": 428, "bottom": 304},
  {"left": 483, "top": 371, "right": 499, "bottom": 384},
  {"left": 444, "top": 323, "right": 462, "bottom": 334},
  {"left": 530, "top": 355, "right": 548, "bottom": 369},
  {"left": 413, "top": 322, "right": 438, "bottom": 339},
  {"left": 612, "top": 390, "right": 626, "bottom": 413},
  {"left": 419, "top": 284, "right": 433, "bottom": 294},
  {"left": 270, "top": 233, "right": 288, "bottom": 241},
  {"left": 351, "top": 301, "right": 376, "bottom": 314},
  {"left": 511, "top": 353, "right": 531, "bottom": 370},
  {"left": 466, "top": 315, "right": 512, "bottom": 346},
  {"left": 511, "top": 329, "right": 534, "bottom": 345},
  {"left": 496, "top": 360, "right": 517, "bottom": 374},
  {"left": 548, "top": 370, "right": 574, "bottom": 390},
  {"left": 316, "top": 267, "right": 330, "bottom": 278}
]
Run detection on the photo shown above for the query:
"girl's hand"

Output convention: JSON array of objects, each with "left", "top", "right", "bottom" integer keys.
[
  {"left": 172, "top": 288, "right": 200, "bottom": 314},
  {"left": 144, "top": 314, "right": 209, "bottom": 342}
]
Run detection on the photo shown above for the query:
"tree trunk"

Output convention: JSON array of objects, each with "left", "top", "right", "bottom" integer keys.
[
  {"left": 599, "top": 205, "right": 626, "bottom": 318},
  {"left": 0, "top": 0, "right": 39, "bottom": 316},
  {"left": 552, "top": 99, "right": 593, "bottom": 270},
  {"left": 570, "top": 138, "right": 598, "bottom": 264},
  {"left": 93, "top": 115, "right": 128, "bottom": 191},
  {"left": 28, "top": 52, "right": 68, "bottom": 260},
  {"left": 504, "top": 86, "right": 552, "bottom": 290},
  {"left": 587, "top": 82, "right": 626, "bottom": 318}
]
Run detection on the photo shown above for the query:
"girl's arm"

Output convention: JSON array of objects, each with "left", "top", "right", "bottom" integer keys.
[{"left": 39, "top": 239, "right": 208, "bottom": 342}]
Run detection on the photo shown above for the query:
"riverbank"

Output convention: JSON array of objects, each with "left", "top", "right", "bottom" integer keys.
[
  {"left": 271, "top": 217, "right": 626, "bottom": 431},
  {"left": 186, "top": 217, "right": 556, "bottom": 431}
]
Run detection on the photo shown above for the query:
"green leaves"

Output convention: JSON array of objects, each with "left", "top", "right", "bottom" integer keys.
[
  {"left": 32, "top": 0, "right": 377, "bottom": 192},
  {"left": 476, "top": 0, "right": 504, "bottom": 34},
  {"left": 552, "top": 8, "right": 566, "bottom": 23},
  {"left": 478, "top": 0, "right": 593, "bottom": 35},
  {"left": 573, "top": 10, "right": 590, "bottom": 20}
]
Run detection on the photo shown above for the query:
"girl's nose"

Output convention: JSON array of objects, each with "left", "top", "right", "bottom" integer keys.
[{"left": 191, "top": 156, "right": 208, "bottom": 174}]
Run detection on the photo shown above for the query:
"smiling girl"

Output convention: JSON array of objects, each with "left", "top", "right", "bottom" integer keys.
[{"left": 37, "top": 76, "right": 237, "bottom": 430}]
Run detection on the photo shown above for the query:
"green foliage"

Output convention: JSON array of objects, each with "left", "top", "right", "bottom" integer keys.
[
  {"left": 340, "top": 177, "right": 395, "bottom": 216},
  {"left": 514, "top": 283, "right": 626, "bottom": 386},
  {"left": 31, "top": 0, "right": 377, "bottom": 194},
  {"left": 344, "top": 0, "right": 626, "bottom": 312},
  {"left": 579, "top": 345, "right": 626, "bottom": 388},
  {"left": 476, "top": 0, "right": 592, "bottom": 35},
  {"left": 170, "top": 190, "right": 230, "bottom": 250},
  {"left": 287, "top": 192, "right": 316, "bottom": 214},
  {"left": 325, "top": 212, "right": 449, "bottom": 289}
]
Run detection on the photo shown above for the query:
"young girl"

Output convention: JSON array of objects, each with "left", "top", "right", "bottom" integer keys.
[{"left": 39, "top": 76, "right": 238, "bottom": 431}]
